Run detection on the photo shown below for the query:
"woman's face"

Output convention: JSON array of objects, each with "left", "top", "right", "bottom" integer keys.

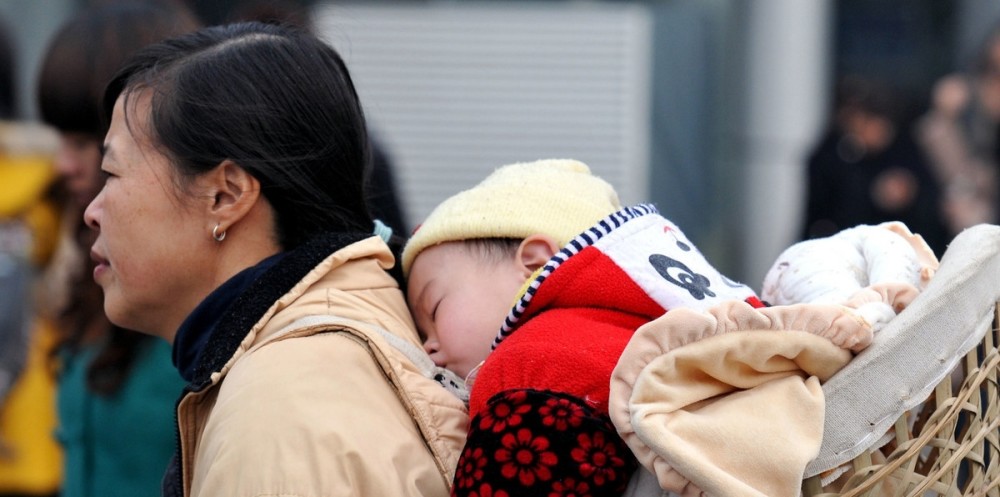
[
  {"left": 84, "top": 92, "right": 218, "bottom": 340},
  {"left": 55, "top": 132, "right": 103, "bottom": 208}
]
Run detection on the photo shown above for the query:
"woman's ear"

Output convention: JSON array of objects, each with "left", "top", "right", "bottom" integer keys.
[
  {"left": 516, "top": 234, "right": 560, "bottom": 277},
  {"left": 202, "top": 159, "right": 262, "bottom": 228}
]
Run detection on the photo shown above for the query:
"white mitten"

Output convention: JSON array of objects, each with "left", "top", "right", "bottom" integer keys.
[{"left": 760, "top": 222, "right": 939, "bottom": 331}]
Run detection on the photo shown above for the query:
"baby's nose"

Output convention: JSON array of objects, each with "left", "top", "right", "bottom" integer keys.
[{"left": 422, "top": 339, "right": 439, "bottom": 356}]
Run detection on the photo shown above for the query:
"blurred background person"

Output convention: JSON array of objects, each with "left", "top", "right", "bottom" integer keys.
[
  {"left": 918, "top": 22, "right": 1000, "bottom": 237},
  {"left": 802, "top": 75, "right": 949, "bottom": 255},
  {"left": 35, "top": 3, "right": 198, "bottom": 496},
  {"left": 0, "top": 13, "right": 62, "bottom": 497}
]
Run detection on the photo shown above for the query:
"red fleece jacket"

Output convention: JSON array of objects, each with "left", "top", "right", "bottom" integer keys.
[{"left": 453, "top": 205, "right": 762, "bottom": 497}]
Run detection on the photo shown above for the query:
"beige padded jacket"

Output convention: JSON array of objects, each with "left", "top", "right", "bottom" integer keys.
[{"left": 174, "top": 236, "right": 468, "bottom": 497}]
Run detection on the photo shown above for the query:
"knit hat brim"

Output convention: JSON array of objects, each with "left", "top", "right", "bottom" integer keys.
[{"left": 402, "top": 159, "right": 621, "bottom": 275}]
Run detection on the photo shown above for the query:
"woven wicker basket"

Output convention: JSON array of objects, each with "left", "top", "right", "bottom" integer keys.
[{"left": 802, "top": 303, "right": 1000, "bottom": 497}]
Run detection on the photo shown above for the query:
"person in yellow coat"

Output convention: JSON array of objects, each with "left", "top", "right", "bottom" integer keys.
[
  {"left": 0, "top": 13, "right": 62, "bottom": 497},
  {"left": 0, "top": 121, "right": 63, "bottom": 497}
]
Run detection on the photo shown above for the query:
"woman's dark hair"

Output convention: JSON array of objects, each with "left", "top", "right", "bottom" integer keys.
[
  {"left": 42, "top": 2, "right": 199, "bottom": 396},
  {"left": 104, "top": 21, "right": 374, "bottom": 249},
  {"left": 37, "top": 1, "right": 199, "bottom": 136}
]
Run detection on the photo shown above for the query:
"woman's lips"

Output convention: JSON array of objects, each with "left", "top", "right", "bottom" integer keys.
[{"left": 91, "top": 249, "right": 109, "bottom": 280}]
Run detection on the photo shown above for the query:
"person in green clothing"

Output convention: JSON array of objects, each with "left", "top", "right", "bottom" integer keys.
[{"left": 35, "top": 3, "right": 199, "bottom": 496}]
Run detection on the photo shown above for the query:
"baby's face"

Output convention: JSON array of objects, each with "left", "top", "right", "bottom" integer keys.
[{"left": 406, "top": 242, "right": 528, "bottom": 379}]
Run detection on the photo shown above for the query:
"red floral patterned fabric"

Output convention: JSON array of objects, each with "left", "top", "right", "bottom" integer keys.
[{"left": 453, "top": 389, "right": 636, "bottom": 497}]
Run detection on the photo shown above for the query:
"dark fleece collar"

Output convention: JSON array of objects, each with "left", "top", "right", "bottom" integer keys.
[
  {"left": 177, "top": 231, "right": 370, "bottom": 391},
  {"left": 173, "top": 251, "right": 285, "bottom": 383}
]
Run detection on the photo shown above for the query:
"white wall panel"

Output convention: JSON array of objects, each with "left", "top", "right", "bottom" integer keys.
[{"left": 314, "top": 2, "right": 653, "bottom": 230}]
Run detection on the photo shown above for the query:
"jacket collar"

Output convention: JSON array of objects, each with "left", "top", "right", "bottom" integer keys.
[
  {"left": 173, "top": 251, "right": 286, "bottom": 383},
  {"left": 180, "top": 231, "right": 370, "bottom": 391},
  {"left": 493, "top": 204, "right": 658, "bottom": 349},
  {"left": 492, "top": 204, "right": 758, "bottom": 350}
]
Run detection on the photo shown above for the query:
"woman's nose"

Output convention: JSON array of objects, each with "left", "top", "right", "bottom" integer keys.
[{"left": 83, "top": 190, "right": 102, "bottom": 231}]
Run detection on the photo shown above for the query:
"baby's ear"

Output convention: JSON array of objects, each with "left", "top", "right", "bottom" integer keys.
[{"left": 516, "top": 234, "right": 560, "bottom": 275}]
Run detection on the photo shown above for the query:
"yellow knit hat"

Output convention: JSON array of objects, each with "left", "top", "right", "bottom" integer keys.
[{"left": 401, "top": 159, "right": 621, "bottom": 275}]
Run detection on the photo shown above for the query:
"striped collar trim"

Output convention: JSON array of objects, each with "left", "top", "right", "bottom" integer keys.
[{"left": 491, "top": 203, "right": 658, "bottom": 350}]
